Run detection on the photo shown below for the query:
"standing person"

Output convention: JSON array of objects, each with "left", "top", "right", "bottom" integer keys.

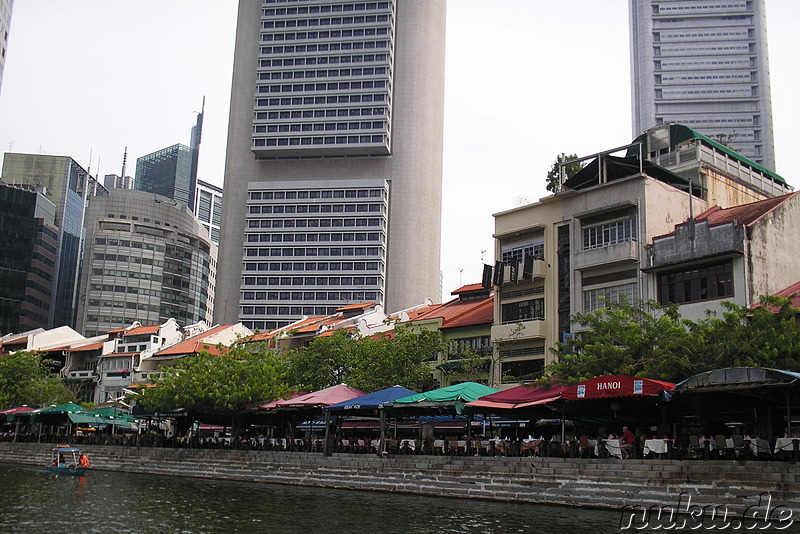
[{"left": 620, "top": 426, "right": 635, "bottom": 458}]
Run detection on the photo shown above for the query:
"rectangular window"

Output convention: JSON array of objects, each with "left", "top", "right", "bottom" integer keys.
[
  {"left": 583, "top": 282, "right": 637, "bottom": 312},
  {"left": 658, "top": 261, "right": 733, "bottom": 305},
  {"left": 583, "top": 217, "right": 637, "bottom": 250},
  {"left": 501, "top": 299, "right": 544, "bottom": 324}
]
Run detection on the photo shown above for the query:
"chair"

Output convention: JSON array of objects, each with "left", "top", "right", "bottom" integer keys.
[
  {"left": 578, "top": 436, "right": 593, "bottom": 458},
  {"left": 714, "top": 434, "right": 732, "bottom": 459},
  {"left": 731, "top": 434, "right": 745, "bottom": 458}
]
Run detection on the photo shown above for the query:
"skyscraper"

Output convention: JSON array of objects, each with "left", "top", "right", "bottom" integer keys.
[
  {"left": 75, "top": 189, "right": 217, "bottom": 338},
  {"left": 630, "top": 0, "right": 775, "bottom": 169},
  {"left": 0, "top": 153, "right": 107, "bottom": 329},
  {"left": 0, "top": 0, "right": 12, "bottom": 95},
  {"left": 134, "top": 144, "right": 195, "bottom": 209},
  {"left": 216, "top": 0, "right": 446, "bottom": 330}
]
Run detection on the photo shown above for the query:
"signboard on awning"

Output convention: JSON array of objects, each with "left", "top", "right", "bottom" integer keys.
[{"left": 562, "top": 375, "right": 675, "bottom": 400}]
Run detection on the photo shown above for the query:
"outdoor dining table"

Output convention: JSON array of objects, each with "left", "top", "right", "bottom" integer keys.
[
  {"left": 745, "top": 438, "right": 770, "bottom": 457},
  {"left": 597, "top": 439, "right": 624, "bottom": 459},
  {"left": 643, "top": 438, "right": 671, "bottom": 457},
  {"left": 400, "top": 438, "right": 416, "bottom": 452},
  {"left": 773, "top": 437, "right": 799, "bottom": 454},
  {"left": 521, "top": 439, "right": 540, "bottom": 456}
]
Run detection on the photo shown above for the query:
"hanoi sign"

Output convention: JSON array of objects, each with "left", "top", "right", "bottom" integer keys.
[{"left": 565, "top": 375, "right": 675, "bottom": 400}]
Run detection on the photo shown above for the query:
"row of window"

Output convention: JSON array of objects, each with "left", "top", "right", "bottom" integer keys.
[
  {"left": 242, "top": 277, "right": 382, "bottom": 300},
  {"left": 658, "top": 261, "right": 733, "bottom": 305},
  {"left": 263, "top": 2, "right": 391, "bottom": 15},
  {"left": 250, "top": 189, "right": 383, "bottom": 200},
  {"left": 583, "top": 283, "right": 638, "bottom": 313},
  {"left": 241, "top": 246, "right": 383, "bottom": 259},
  {"left": 257, "top": 107, "right": 386, "bottom": 122},
  {"left": 253, "top": 134, "right": 386, "bottom": 147},
  {"left": 260, "top": 76, "right": 387, "bottom": 92},
  {"left": 583, "top": 217, "right": 637, "bottom": 250},
  {"left": 501, "top": 242, "right": 544, "bottom": 264},
  {"left": 244, "top": 232, "right": 382, "bottom": 243},
  {"left": 241, "top": 290, "right": 380, "bottom": 310},
  {"left": 248, "top": 203, "right": 382, "bottom": 214},
  {"left": 91, "top": 268, "right": 160, "bottom": 281},
  {"left": 257, "top": 121, "right": 385, "bottom": 135},
  {"left": 261, "top": 17, "right": 390, "bottom": 40},
  {"left": 257, "top": 93, "right": 386, "bottom": 108},
  {"left": 87, "top": 299, "right": 160, "bottom": 313},
  {"left": 260, "top": 28, "right": 387, "bottom": 52},
  {"left": 500, "top": 298, "right": 544, "bottom": 324},
  {"left": 243, "top": 270, "right": 380, "bottom": 286},
  {"left": 94, "top": 254, "right": 164, "bottom": 267},
  {"left": 242, "top": 260, "right": 382, "bottom": 272},
  {"left": 247, "top": 219, "right": 382, "bottom": 229},
  {"left": 95, "top": 238, "right": 165, "bottom": 251}
]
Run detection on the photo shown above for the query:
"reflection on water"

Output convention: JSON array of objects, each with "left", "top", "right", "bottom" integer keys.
[{"left": 0, "top": 463, "right": 620, "bottom": 533}]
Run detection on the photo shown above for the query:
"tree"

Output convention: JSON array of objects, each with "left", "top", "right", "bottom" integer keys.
[
  {"left": 135, "top": 346, "right": 290, "bottom": 435},
  {"left": 711, "top": 132, "right": 739, "bottom": 149},
  {"left": 546, "top": 299, "right": 695, "bottom": 383},
  {"left": 546, "top": 153, "right": 584, "bottom": 193},
  {"left": 0, "top": 351, "right": 75, "bottom": 408},
  {"left": 284, "top": 326, "right": 440, "bottom": 392},
  {"left": 347, "top": 326, "right": 441, "bottom": 392}
]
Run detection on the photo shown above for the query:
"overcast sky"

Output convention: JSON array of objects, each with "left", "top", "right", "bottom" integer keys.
[{"left": 0, "top": 1, "right": 797, "bottom": 301}]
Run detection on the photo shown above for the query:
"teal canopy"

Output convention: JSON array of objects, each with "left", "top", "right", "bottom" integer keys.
[{"left": 393, "top": 382, "right": 499, "bottom": 404}]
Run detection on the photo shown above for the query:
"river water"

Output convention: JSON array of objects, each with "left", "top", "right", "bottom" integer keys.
[{"left": 0, "top": 463, "right": 622, "bottom": 533}]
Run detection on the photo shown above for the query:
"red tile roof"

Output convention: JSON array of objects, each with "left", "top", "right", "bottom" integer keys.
[
  {"left": 450, "top": 283, "right": 486, "bottom": 295},
  {"left": 759, "top": 281, "right": 800, "bottom": 310},
  {"left": 154, "top": 324, "right": 234, "bottom": 357},
  {"left": 695, "top": 192, "right": 797, "bottom": 229},
  {"left": 123, "top": 325, "right": 160, "bottom": 337},
  {"left": 100, "top": 352, "right": 138, "bottom": 358},
  {"left": 68, "top": 342, "right": 104, "bottom": 352},
  {"left": 412, "top": 295, "right": 494, "bottom": 330},
  {"left": 654, "top": 192, "right": 798, "bottom": 241},
  {"left": 335, "top": 302, "right": 375, "bottom": 312}
]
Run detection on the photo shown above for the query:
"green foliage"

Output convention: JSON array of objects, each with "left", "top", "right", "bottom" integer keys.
[
  {"left": 0, "top": 351, "right": 75, "bottom": 409},
  {"left": 546, "top": 296, "right": 800, "bottom": 384},
  {"left": 546, "top": 153, "right": 583, "bottom": 193},
  {"left": 135, "top": 345, "right": 290, "bottom": 422},
  {"left": 285, "top": 326, "right": 440, "bottom": 392}
]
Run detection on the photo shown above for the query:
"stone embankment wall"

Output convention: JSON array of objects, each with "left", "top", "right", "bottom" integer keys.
[{"left": 2, "top": 442, "right": 799, "bottom": 514}]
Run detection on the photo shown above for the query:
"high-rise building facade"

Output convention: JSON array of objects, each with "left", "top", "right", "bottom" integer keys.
[
  {"left": 1, "top": 153, "right": 107, "bottom": 329},
  {"left": 194, "top": 179, "right": 222, "bottom": 245},
  {"left": 629, "top": 0, "right": 775, "bottom": 169},
  {"left": 134, "top": 144, "right": 195, "bottom": 209},
  {"left": 0, "top": 182, "right": 58, "bottom": 334},
  {"left": 0, "top": 0, "right": 12, "bottom": 95},
  {"left": 216, "top": 0, "right": 446, "bottom": 330},
  {"left": 75, "top": 189, "right": 217, "bottom": 338}
]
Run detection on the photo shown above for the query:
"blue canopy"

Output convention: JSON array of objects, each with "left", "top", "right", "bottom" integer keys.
[{"left": 324, "top": 385, "right": 418, "bottom": 412}]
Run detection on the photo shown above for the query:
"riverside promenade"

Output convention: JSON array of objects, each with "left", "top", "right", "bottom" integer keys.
[{"left": 3, "top": 442, "right": 799, "bottom": 517}]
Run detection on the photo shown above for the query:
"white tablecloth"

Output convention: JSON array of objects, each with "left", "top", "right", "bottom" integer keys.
[
  {"left": 774, "top": 437, "right": 799, "bottom": 454},
  {"left": 400, "top": 439, "right": 416, "bottom": 451},
  {"left": 643, "top": 439, "right": 670, "bottom": 456},
  {"left": 597, "top": 439, "right": 624, "bottom": 459},
  {"left": 745, "top": 438, "right": 770, "bottom": 456}
]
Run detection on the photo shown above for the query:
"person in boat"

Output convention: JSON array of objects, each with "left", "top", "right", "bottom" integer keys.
[
  {"left": 57, "top": 454, "right": 66, "bottom": 467},
  {"left": 78, "top": 454, "right": 90, "bottom": 467}
]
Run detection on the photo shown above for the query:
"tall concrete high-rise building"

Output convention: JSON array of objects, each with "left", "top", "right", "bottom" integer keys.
[
  {"left": 216, "top": 0, "right": 446, "bottom": 330},
  {"left": 630, "top": 0, "right": 775, "bottom": 169},
  {"left": 0, "top": 0, "right": 12, "bottom": 95},
  {"left": 75, "top": 189, "right": 217, "bottom": 338},
  {"left": 1, "top": 153, "right": 107, "bottom": 329}
]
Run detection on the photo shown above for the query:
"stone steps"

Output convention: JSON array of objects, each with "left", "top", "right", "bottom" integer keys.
[{"left": 4, "top": 442, "right": 800, "bottom": 514}]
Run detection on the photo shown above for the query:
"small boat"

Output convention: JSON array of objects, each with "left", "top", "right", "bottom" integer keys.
[{"left": 46, "top": 445, "right": 90, "bottom": 475}]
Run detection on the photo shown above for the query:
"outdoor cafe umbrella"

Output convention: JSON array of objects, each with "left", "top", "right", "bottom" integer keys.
[
  {"left": 324, "top": 385, "right": 418, "bottom": 455},
  {"left": 1, "top": 406, "right": 34, "bottom": 440}
]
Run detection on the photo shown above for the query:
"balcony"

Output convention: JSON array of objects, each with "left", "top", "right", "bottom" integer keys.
[{"left": 573, "top": 240, "right": 639, "bottom": 270}]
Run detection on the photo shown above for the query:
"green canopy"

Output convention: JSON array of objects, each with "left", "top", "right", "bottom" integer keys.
[
  {"left": 31, "top": 402, "right": 87, "bottom": 423},
  {"left": 393, "top": 382, "right": 499, "bottom": 404}
]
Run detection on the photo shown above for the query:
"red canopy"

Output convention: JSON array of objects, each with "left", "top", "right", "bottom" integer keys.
[
  {"left": 273, "top": 384, "right": 366, "bottom": 409},
  {"left": 466, "top": 383, "right": 566, "bottom": 411},
  {"left": 562, "top": 375, "right": 675, "bottom": 400},
  {"left": 0, "top": 406, "right": 34, "bottom": 415},
  {"left": 258, "top": 391, "right": 308, "bottom": 410}
]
